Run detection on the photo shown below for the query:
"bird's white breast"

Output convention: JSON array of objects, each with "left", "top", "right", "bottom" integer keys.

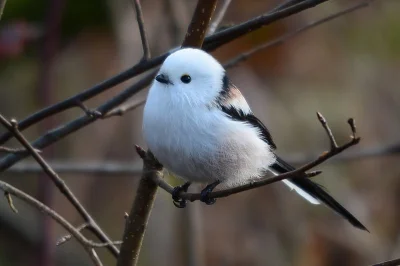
[{"left": 142, "top": 84, "right": 275, "bottom": 187}]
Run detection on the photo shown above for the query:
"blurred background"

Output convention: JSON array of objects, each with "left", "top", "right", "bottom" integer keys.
[{"left": 0, "top": 0, "right": 399, "bottom": 265}]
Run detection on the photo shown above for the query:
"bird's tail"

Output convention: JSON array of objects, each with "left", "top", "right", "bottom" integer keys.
[{"left": 270, "top": 156, "right": 368, "bottom": 231}]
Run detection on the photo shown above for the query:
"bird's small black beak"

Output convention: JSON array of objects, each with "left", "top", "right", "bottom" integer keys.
[{"left": 155, "top": 74, "right": 172, "bottom": 85}]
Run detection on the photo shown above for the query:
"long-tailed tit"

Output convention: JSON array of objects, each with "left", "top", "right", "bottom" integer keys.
[{"left": 142, "top": 48, "right": 367, "bottom": 231}]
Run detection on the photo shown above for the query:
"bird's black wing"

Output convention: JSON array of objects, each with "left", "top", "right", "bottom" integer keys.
[{"left": 217, "top": 74, "right": 277, "bottom": 149}]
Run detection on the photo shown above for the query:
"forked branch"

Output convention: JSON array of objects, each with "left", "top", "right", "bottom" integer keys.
[{"left": 0, "top": 114, "right": 120, "bottom": 258}]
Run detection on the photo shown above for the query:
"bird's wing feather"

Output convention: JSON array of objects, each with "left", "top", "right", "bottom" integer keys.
[{"left": 216, "top": 74, "right": 277, "bottom": 149}]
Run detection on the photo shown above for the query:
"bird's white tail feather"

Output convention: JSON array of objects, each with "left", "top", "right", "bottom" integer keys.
[
  {"left": 269, "top": 168, "right": 320, "bottom": 205},
  {"left": 281, "top": 180, "right": 320, "bottom": 205}
]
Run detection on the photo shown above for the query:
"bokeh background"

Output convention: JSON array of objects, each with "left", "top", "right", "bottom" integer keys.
[{"left": 0, "top": 0, "right": 399, "bottom": 265}]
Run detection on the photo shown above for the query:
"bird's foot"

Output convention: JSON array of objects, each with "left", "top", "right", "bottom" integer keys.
[
  {"left": 172, "top": 182, "right": 191, "bottom": 208},
  {"left": 200, "top": 181, "right": 220, "bottom": 205}
]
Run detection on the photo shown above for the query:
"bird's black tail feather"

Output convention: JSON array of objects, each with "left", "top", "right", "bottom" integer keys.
[{"left": 271, "top": 156, "right": 368, "bottom": 232}]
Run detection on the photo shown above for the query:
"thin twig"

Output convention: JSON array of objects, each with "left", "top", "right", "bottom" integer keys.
[
  {"left": 0, "top": 180, "right": 103, "bottom": 265},
  {"left": 132, "top": 0, "right": 151, "bottom": 60},
  {"left": 103, "top": 98, "right": 146, "bottom": 118},
  {"left": 317, "top": 112, "right": 338, "bottom": 149},
  {"left": 224, "top": 0, "right": 372, "bottom": 69},
  {"left": 208, "top": 0, "right": 232, "bottom": 35},
  {"left": 75, "top": 101, "right": 103, "bottom": 118},
  {"left": 153, "top": 115, "right": 360, "bottom": 201},
  {"left": 6, "top": 161, "right": 143, "bottom": 175},
  {"left": 56, "top": 223, "right": 89, "bottom": 246},
  {"left": 0, "top": 114, "right": 120, "bottom": 257},
  {"left": 0, "top": 146, "right": 41, "bottom": 154},
  {"left": 271, "top": 0, "right": 306, "bottom": 13},
  {"left": 4, "top": 191, "right": 18, "bottom": 213}
]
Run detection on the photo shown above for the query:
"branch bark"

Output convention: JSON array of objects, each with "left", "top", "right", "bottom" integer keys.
[
  {"left": 371, "top": 258, "right": 400, "bottom": 266},
  {"left": 116, "top": 150, "right": 162, "bottom": 266},
  {"left": 181, "top": 0, "right": 218, "bottom": 47}
]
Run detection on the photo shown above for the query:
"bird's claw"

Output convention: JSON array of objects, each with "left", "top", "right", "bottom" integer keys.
[
  {"left": 171, "top": 182, "right": 191, "bottom": 208},
  {"left": 199, "top": 181, "right": 220, "bottom": 205},
  {"left": 200, "top": 188, "right": 217, "bottom": 205}
]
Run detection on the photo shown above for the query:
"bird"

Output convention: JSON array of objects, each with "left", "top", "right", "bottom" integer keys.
[{"left": 142, "top": 48, "right": 367, "bottom": 231}]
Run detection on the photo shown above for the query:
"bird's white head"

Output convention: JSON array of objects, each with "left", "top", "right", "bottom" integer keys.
[{"left": 152, "top": 48, "right": 226, "bottom": 107}]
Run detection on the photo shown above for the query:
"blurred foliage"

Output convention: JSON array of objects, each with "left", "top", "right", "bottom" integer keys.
[{"left": 2, "top": 0, "right": 111, "bottom": 37}]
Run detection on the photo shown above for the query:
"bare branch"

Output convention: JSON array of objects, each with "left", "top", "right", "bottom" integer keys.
[
  {"left": 116, "top": 150, "right": 162, "bottom": 266},
  {"left": 181, "top": 0, "right": 218, "bottom": 47},
  {"left": 270, "top": 0, "right": 306, "bottom": 13},
  {"left": 153, "top": 115, "right": 360, "bottom": 201},
  {"left": 0, "top": 71, "right": 156, "bottom": 172},
  {"left": 75, "top": 101, "right": 103, "bottom": 118},
  {"left": 317, "top": 112, "right": 338, "bottom": 149},
  {"left": 131, "top": 0, "right": 151, "bottom": 60},
  {"left": 208, "top": 0, "right": 232, "bottom": 35},
  {"left": 57, "top": 223, "right": 89, "bottom": 246},
  {"left": 0, "top": 114, "right": 120, "bottom": 257},
  {"left": 4, "top": 191, "right": 18, "bottom": 213},
  {"left": 204, "top": 0, "right": 329, "bottom": 50},
  {"left": 0, "top": 180, "right": 103, "bottom": 265},
  {"left": 103, "top": 97, "right": 146, "bottom": 118},
  {"left": 224, "top": 0, "right": 372, "bottom": 69},
  {"left": 370, "top": 258, "right": 400, "bottom": 266},
  {"left": 6, "top": 161, "right": 142, "bottom": 175},
  {"left": 0, "top": 146, "right": 41, "bottom": 154}
]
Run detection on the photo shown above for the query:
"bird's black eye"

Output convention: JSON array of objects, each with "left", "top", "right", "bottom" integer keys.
[{"left": 180, "top": 74, "right": 191, "bottom": 84}]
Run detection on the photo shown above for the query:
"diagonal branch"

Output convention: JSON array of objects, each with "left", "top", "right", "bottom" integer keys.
[
  {"left": 371, "top": 258, "right": 400, "bottom": 266},
  {"left": 224, "top": 0, "right": 373, "bottom": 69},
  {"left": 0, "top": 114, "right": 120, "bottom": 257},
  {"left": 0, "top": 71, "right": 156, "bottom": 172},
  {"left": 0, "top": 146, "right": 40, "bottom": 154},
  {"left": 0, "top": 180, "right": 104, "bottom": 266},
  {"left": 153, "top": 114, "right": 360, "bottom": 201},
  {"left": 204, "top": 0, "right": 329, "bottom": 50},
  {"left": 102, "top": 97, "right": 146, "bottom": 118}
]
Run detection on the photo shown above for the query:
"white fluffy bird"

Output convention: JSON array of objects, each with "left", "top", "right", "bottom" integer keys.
[{"left": 142, "top": 48, "right": 367, "bottom": 231}]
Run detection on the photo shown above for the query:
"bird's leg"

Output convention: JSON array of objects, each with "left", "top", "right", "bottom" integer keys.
[
  {"left": 172, "top": 182, "right": 191, "bottom": 208},
  {"left": 200, "top": 180, "right": 220, "bottom": 205}
]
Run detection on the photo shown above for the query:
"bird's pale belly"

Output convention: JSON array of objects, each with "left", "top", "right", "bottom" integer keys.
[{"left": 148, "top": 130, "right": 273, "bottom": 186}]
